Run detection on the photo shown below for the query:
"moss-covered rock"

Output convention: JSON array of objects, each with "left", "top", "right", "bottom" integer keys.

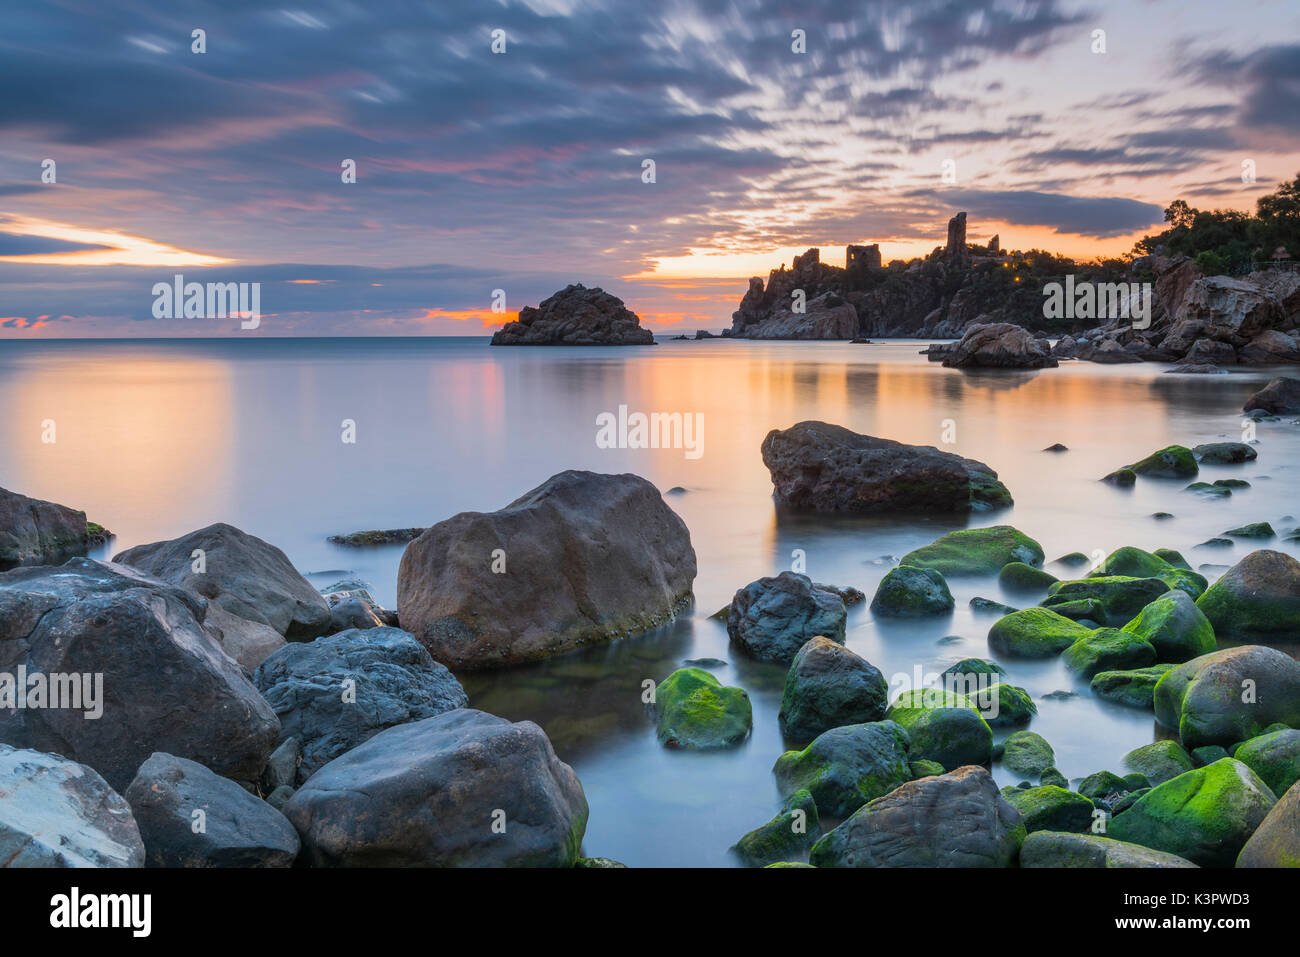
[
  {"left": 778, "top": 637, "right": 888, "bottom": 745},
  {"left": 575, "top": 857, "right": 628, "bottom": 868},
  {"left": 1079, "top": 770, "right": 1130, "bottom": 801},
  {"left": 1042, "top": 576, "right": 1172, "bottom": 627},
  {"left": 1237, "top": 779, "right": 1300, "bottom": 868},
  {"left": 1122, "top": 772, "right": 1151, "bottom": 791},
  {"left": 1154, "top": 645, "right": 1300, "bottom": 749},
  {"left": 1020, "top": 831, "right": 1197, "bottom": 868},
  {"left": 897, "top": 525, "right": 1044, "bottom": 577},
  {"left": 1193, "top": 442, "right": 1256, "bottom": 465},
  {"left": 1122, "top": 740, "right": 1194, "bottom": 785},
  {"left": 885, "top": 691, "right": 992, "bottom": 770},
  {"left": 1040, "top": 767, "right": 1068, "bottom": 788},
  {"left": 909, "top": 759, "right": 945, "bottom": 779},
  {"left": 1126, "top": 445, "right": 1198, "bottom": 479},
  {"left": 941, "top": 657, "right": 1007, "bottom": 679},
  {"left": 1233, "top": 730, "right": 1300, "bottom": 797},
  {"left": 1063, "top": 628, "right": 1157, "bottom": 679},
  {"left": 1111, "top": 789, "right": 1149, "bottom": 815},
  {"left": 869, "top": 564, "right": 954, "bottom": 617},
  {"left": 764, "top": 861, "right": 817, "bottom": 868},
  {"left": 1120, "top": 590, "right": 1215, "bottom": 663},
  {"left": 1195, "top": 550, "right": 1300, "bottom": 642},
  {"left": 1002, "top": 731, "right": 1055, "bottom": 777},
  {"left": 772, "top": 721, "right": 911, "bottom": 817},
  {"left": 1225, "top": 522, "right": 1275, "bottom": 539},
  {"left": 1102, "top": 468, "right": 1136, "bottom": 488},
  {"left": 1108, "top": 758, "right": 1276, "bottom": 867},
  {"left": 977, "top": 683, "right": 1038, "bottom": 727},
  {"left": 1191, "top": 745, "right": 1230, "bottom": 767},
  {"left": 730, "top": 788, "right": 820, "bottom": 867},
  {"left": 1001, "top": 785, "right": 1095, "bottom": 834},
  {"left": 987, "top": 607, "right": 1091, "bottom": 658},
  {"left": 1154, "top": 548, "right": 1191, "bottom": 569},
  {"left": 655, "top": 668, "right": 753, "bottom": 750},
  {"left": 1091, "top": 665, "right": 1175, "bottom": 709},
  {"left": 1040, "top": 598, "right": 1106, "bottom": 622},
  {"left": 999, "top": 562, "right": 1058, "bottom": 592},
  {"left": 1087, "top": 546, "right": 1208, "bottom": 598},
  {"left": 1184, "top": 481, "right": 1232, "bottom": 498}
]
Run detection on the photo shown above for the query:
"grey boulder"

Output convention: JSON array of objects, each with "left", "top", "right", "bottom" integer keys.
[
  {"left": 124, "top": 753, "right": 299, "bottom": 867},
  {"left": 727, "top": 571, "right": 847, "bottom": 665},
  {"left": 0, "top": 486, "right": 91, "bottom": 571},
  {"left": 285, "top": 709, "right": 588, "bottom": 867}
]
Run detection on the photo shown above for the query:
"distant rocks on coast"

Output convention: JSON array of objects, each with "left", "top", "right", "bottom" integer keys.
[
  {"left": 490, "top": 284, "right": 655, "bottom": 345},
  {"left": 924, "top": 322, "right": 1057, "bottom": 369}
]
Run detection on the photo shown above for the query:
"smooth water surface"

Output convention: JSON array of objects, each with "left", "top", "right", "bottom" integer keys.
[{"left": 2, "top": 337, "right": 1297, "bottom": 866}]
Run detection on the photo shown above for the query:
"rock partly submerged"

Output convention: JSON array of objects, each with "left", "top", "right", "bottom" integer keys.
[
  {"left": 397, "top": 470, "right": 696, "bottom": 670},
  {"left": 778, "top": 637, "right": 887, "bottom": 745},
  {"left": 760, "top": 421, "right": 1012, "bottom": 513},
  {"left": 1020, "top": 831, "right": 1197, "bottom": 868},
  {"left": 0, "top": 486, "right": 104, "bottom": 571},
  {"left": 1154, "top": 645, "right": 1300, "bottom": 749},
  {"left": 928, "top": 322, "right": 1057, "bottom": 369},
  {"left": 490, "top": 284, "right": 655, "bottom": 346},
  {"left": 654, "top": 667, "right": 752, "bottom": 750},
  {"left": 727, "top": 571, "right": 846, "bottom": 665}
]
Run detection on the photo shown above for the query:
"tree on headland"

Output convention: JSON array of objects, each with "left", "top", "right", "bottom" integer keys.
[{"left": 1134, "top": 172, "right": 1300, "bottom": 272}]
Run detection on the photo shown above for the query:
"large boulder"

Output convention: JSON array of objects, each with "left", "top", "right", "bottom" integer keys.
[
  {"left": 760, "top": 421, "right": 1012, "bottom": 514},
  {"left": 397, "top": 471, "right": 695, "bottom": 670},
  {"left": 779, "top": 637, "right": 888, "bottom": 745},
  {"left": 1062, "top": 628, "right": 1157, "bottom": 679},
  {"left": 1001, "top": 731, "right": 1055, "bottom": 776},
  {"left": 114, "top": 523, "right": 330, "bottom": 641},
  {"left": 0, "top": 745, "right": 144, "bottom": 868},
  {"left": 1090, "top": 665, "right": 1175, "bottom": 709},
  {"left": 1086, "top": 546, "right": 1207, "bottom": 598},
  {"left": 1195, "top": 550, "right": 1300, "bottom": 642},
  {"left": 1162, "top": 276, "right": 1284, "bottom": 355},
  {"left": 1243, "top": 376, "right": 1300, "bottom": 414},
  {"left": 1237, "top": 779, "right": 1300, "bottom": 867},
  {"left": 490, "top": 284, "right": 654, "bottom": 345},
  {"left": 252, "top": 627, "right": 468, "bottom": 785},
  {"left": 1125, "top": 445, "right": 1199, "bottom": 479},
  {"left": 0, "top": 487, "right": 93, "bottom": 571},
  {"left": 285, "top": 709, "right": 588, "bottom": 867},
  {"left": 1123, "top": 740, "right": 1194, "bottom": 785},
  {"left": 1001, "top": 785, "right": 1094, "bottom": 834},
  {"left": 0, "top": 559, "right": 280, "bottom": 790},
  {"left": 1120, "top": 590, "right": 1216, "bottom": 663},
  {"left": 730, "top": 789, "right": 819, "bottom": 867},
  {"left": 1154, "top": 645, "right": 1300, "bottom": 749},
  {"left": 1020, "top": 831, "right": 1197, "bottom": 868},
  {"left": 810, "top": 766, "right": 1023, "bottom": 867},
  {"left": 727, "top": 571, "right": 846, "bottom": 665},
  {"left": 899, "top": 525, "right": 1043, "bottom": 577},
  {"left": 1108, "top": 758, "right": 1276, "bottom": 867},
  {"left": 938, "top": 322, "right": 1057, "bottom": 369},
  {"left": 772, "top": 721, "right": 911, "bottom": 817},
  {"left": 654, "top": 667, "right": 752, "bottom": 749},
  {"left": 124, "top": 753, "right": 299, "bottom": 867}
]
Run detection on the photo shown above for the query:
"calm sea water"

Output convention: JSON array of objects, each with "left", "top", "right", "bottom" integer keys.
[{"left": 2, "top": 336, "right": 1298, "bottom": 866}]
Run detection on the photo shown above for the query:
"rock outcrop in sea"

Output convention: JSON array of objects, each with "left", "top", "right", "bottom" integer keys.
[
  {"left": 0, "top": 486, "right": 107, "bottom": 571},
  {"left": 490, "top": 284, "right": 655, "bottom": 345}
]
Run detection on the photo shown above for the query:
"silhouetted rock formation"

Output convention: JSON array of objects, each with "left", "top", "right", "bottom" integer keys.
[{"left": 491, "top": 284, "right": 654, "bottom": 345}]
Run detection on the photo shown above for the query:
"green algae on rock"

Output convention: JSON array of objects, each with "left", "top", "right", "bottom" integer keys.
[
  {"left": 1125, "top": 445, "right": 1199, "bottom": 479},
  {"left": 655, "top": 668, "right": 752, "bottom": 750},
  {"left": 885, "top": 690, "right": 992, "bottom": 770},
  {"left": 1108, "top": 758, "right": 1276, "bottom": 867},
  {"left": 1195, "top": 550, "right": 1300, "bottom": 642},
  {"left": 1002, "top": 730, "right": 1055, "bottom": 777},
  {"left": 1086, "top": 546, "right": 1208, "bottom": 598},
  {"left": 1042, "top": 575, "right": 1171, "bottom": 627},
  {"left": 988, "top": 607, "right": 1091, "bottom": 658},
  {"left": 1120, "top": 590, "right": 1215, "bottom": 663},
  {"left": 731, "top": 788, "right": 819, "bottom": 867},
  {"left": 778, "top": 637, "right": 888, "bottom": 746},
  {"left": 1233, "top": 730, "right": 1300, "bottom": 797},
  {"left": 1020, "top": 831, "right": 1197, "bottom": 868},
  {"left": 1001, "top": 785, "right": 1094, "bottom": 834},
  {"left": 1237, "top": 779, "right": 1300, "bottom": 868},
  {"left": 897, "top": 525, "right": 1044, "bottom": 577},
  {"left": 869, "top": 564, "right": 954, "bottom": 617},
  {"left": 1090, "top": 664, "right": 1175, "bottom": 709},
  {"left": 998, "top": 561, "right": 1058, "bottom": 592},
  {"left": 1154, "top": 645, "right": 1300, "bottom": 749},
  {"left": 772, "top": 721, "right": 911, "bottom": 818},
  {"left": 1123, "top": 740, "right": 1195, "bottom": 785},
  {"left": 1063, "top": 628, "right": 1157, "bottom": 679}
]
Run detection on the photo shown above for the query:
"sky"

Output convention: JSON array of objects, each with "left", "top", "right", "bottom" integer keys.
[{"left": 0, "top": 0, "right": 1297, "bottom": 337}]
